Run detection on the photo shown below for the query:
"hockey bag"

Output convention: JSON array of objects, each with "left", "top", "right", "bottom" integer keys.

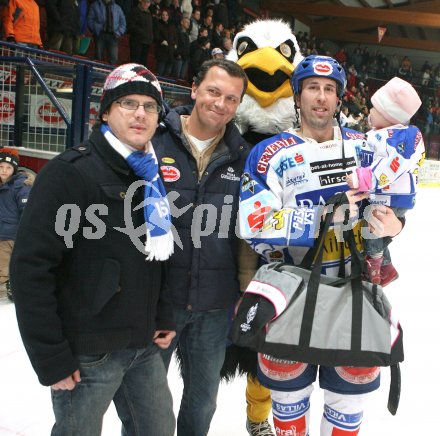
[{"left": 231, "top": 192, "right": 404, "bottom": 414}]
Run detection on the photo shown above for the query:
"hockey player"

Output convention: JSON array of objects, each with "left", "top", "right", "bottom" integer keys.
[
  {"left": 239, "top": 55, "right": 404, "bottom": 435},
  {"left": 347, "top": 76, "right": 425, "bottom": 286}
]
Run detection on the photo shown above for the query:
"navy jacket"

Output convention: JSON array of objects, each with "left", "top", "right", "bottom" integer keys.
[
  {"left": 0, "top": 173, "right": 31, "bottom": 240},
  {"left": 153, "top": 106, "right": 250, "bottom": 311}
]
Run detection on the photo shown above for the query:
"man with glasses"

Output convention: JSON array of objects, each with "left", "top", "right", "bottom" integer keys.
[{"left": 11, "top": 64, "right": 176, "bottom": 436}]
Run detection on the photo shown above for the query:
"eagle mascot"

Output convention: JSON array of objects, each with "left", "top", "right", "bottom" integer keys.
[{"left": 227, "top": 19, "right": 304, "bottom": 143}]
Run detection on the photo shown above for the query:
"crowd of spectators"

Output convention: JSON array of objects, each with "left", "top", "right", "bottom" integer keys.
[
  {"left": 0, "top": 0, "right": 240, "bottom": 82},
  {"left": 1, "top": 0, "right": 439, "bottom": 137}
]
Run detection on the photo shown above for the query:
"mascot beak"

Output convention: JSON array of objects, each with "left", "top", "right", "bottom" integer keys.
[{"left": 237, "top": 46, "right": 296, "bottom": 108}]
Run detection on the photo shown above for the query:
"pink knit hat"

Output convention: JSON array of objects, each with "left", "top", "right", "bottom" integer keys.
[{"left": 371, "top": 77, "right": 421, "bottom": 125}]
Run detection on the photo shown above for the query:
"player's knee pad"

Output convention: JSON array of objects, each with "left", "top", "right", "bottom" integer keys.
[
  {"left": 320, "top": 390, "right": 369, "bottom": 435},
  {"left": 271, "top": 386, "right": 313, "bottom": 436}
]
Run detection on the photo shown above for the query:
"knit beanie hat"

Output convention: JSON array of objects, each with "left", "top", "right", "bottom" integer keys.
[
  {"left": 0, "top": 148, "right": 19, "bottom": 174},
  {"left": 99, "top": 63, "right": 163, "bottom": 118},
  {"left": 371, "top": 77, "right": 421, "bottom": 125}
]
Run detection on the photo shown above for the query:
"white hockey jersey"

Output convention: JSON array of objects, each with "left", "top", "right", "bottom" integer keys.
[
  {"left": 362, "top": 124, "right": 425, "bottom": 209},
  {"left": 239, "top": 126, "right": 365, "bottom": 276}
]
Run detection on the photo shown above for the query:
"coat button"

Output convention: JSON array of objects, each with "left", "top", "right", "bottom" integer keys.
[{"left": 119, "top": 192, "right": 126, "bottom": 199}]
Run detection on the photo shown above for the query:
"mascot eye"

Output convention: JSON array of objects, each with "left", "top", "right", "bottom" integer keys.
[
  {"left": 279, "top": 43, "right": 292, "bottom": 58},
  {"left": 237, "top": 41, "right": 249, "bottom": 56}
]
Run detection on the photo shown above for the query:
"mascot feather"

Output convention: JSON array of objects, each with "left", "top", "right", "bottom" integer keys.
[
  {"left": 227, "top": 19, "right": 304, "bottom": 142},
  {"left": 221, "top": 19, "right": 304, "bottom": 381}
]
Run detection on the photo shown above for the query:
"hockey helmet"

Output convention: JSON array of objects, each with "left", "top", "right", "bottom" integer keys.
[{"left": 290, "top": 55, "right": 347, "bottom": 98}]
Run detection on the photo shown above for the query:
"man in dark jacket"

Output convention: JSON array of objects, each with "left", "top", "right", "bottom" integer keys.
[
  {"left": 45, "top": 0, "right": 81, "bottom": 55},
  {"left": 127, "top": 0, "right": 153, "bottom": 66},
  {"left": 153, "top": 59, "right": 250, "bottom": 436},
  {"left": 11, "top": 64, "right": 176, "bottom": 436}
]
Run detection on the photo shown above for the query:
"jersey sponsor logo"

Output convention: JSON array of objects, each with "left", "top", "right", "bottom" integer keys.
[
  {"left": 345, "top": 131, "right": 365, "bottom": 140},
  {"left": 390, "top": 156, "right": 400, "bottom": 173},
  {"left": 335, "top": 366, "right": 380, "bottom": 384},
  {"left": 161, "top": 157, "right": 175, "bottom": 164},
  {"left": 220, "top": 166, "right": 240, "bottom": 182},
  {"left": 257, "top": 137, "right": 298, "bottom": 174},
  {"left": 291, "top": 208, "right": 314, "bottom": 231},
  {"left": 241, "top": 172, "right": 257, "bottom": 193},
  {"left": 313, "top": 61, "right": 333, "bottom": 76},
  {"left": 240, "top": 302, "right": 258, "bottom": 332},
  {"left": 397, "top": 142, "right": 405, "bottom": 154},
  {"left": 160, "top": 165, "right": 181, "bottom": 182},
  {"left": 258, "top": 354, "right": 308, "bottom": 381},
  {"left": 360, "top": 150, "right": 373, "bottom": 167},
  {"left": 273, "top": 416, "right": 307, "bottom": 436},
  {"left": 378, "top": 173, "right": 389, "bottom": 186},
  {"left": 286, "top": 172, "right": 308, "bottom": 187},
  {"left": 318, "top": 171, "right": 349, "bottom": 186},
  {"left": 319, "top": 142, "right": 338, "bottom": 149},
  {"left": 274, "top": 154, "right": 305, "bottom": 177},
  {"left": 310, "top": 157, "right": 356, "bottom": 173},
  {"left": 247, "top": 201, "right": 271, "bottom": 232}
]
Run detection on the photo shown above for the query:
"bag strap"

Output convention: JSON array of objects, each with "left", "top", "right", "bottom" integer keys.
[
  {"left": 388, "top": 363, "right": 401, "bottom": 415},
  {"left": 298, "top": 192, "right": 364, "bottom": 349}
]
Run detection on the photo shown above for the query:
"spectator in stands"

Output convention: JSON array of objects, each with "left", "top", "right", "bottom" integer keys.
[
  {"left": 87, "top": 0, "right": 126, "bottom": 65},
  {"left": 214, "top": 0, "right": 228, "bottom": 29},
  {"left": 335, "top": 47, "right": 348, "bottom": 66},
  {"left": 2, "top": 0, "right": 43, "bottom": 48},
  {"left": 0, "top": 148, "right": 33, "bottom": 303},
  {"left": 388, "top": 54, "right": 400, "bottom": 77},
  {"left": 202, "top": 14, "right": 213, "bottom": 42},
  {"left": 45, "top": 0, "right": 81, "bottom": 55},
  {"left": 173, "top": 16, "right": 191, "bottom": 80},
  {"left": 189, "top": 7, "right": 201, "bottom": 43},
  {"left": 155, "top": 8, "right": 178, "bottom": 77},
  {"left": 221, "top": 36, "right": 232, "bottom": 53},
  {"left": 149, "top": 0, "right": 161, "bottom": 21},
  {"left": 168, "top": 0, "right": 183, "bottom": 27},
  {"left": 76, "top": 0, "right": 89, "bottom": 55},
  {"left": 211, "top": 21, "right": 223, "bottom": 49},
  {"left": 398, "top": 56, "right": 413, "bottom": 81},
  {"left": 127, "top": 0, "right": 153, "bottom": 66},
  {"left": 211, "top": 46, "right": 224, "bottom": 60},
  {"left": 189, "top": 35, "right": 210, "bottom": 78}
]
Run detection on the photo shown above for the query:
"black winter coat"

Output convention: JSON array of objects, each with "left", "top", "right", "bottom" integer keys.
[
  {"left": 127, "top": 4, "right": 153, "bottom": 45},
  {"left": 154, "top": 19, "right": 177, "bottom": 63},
  {"left": 45, "top": 0, "right": 80, "bottom": 36},
  {"left": 11, "top": 128, "right": 174, "bottom": 386},
  {"left": 152, "top": 106, "right": 250, "bottom": 311}
]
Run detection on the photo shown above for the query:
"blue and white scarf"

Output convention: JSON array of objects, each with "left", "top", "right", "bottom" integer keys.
[{"left": 101, "top": 124, "right": 174, "bottom": 261}]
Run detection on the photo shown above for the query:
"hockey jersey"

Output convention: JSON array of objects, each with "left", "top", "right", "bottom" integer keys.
[
  {"left": 362, "top": 124, "right": 425, "bottom": 209},
  {"left": 239, "top": 126, "right": 365, "bottom": 276}
]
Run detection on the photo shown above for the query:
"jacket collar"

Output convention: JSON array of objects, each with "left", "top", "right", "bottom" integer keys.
[
  {"left": 161, "top": 105, "right": 249, "bottom": 160},
  {"left": 89, "top": 127, "right": 132, "bottom": 176}
]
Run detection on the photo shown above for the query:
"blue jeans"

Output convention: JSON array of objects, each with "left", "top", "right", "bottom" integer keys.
[
  {"left": 51, "top": 344, "right": 175, "bottom": 436},
  {"left": 161, "top": 307, "right": 230, "bottom": 436}
]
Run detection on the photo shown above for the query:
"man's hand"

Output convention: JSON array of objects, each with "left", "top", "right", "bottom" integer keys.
[
  {"left": 51, "top": 370, "right": 81, "bottom": 391},
  {"left": 366, "top": 205, "right": 403, "bottom": 238},
  {"left": 153, "top": 330, "right": 176, "bottom": 349}
]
